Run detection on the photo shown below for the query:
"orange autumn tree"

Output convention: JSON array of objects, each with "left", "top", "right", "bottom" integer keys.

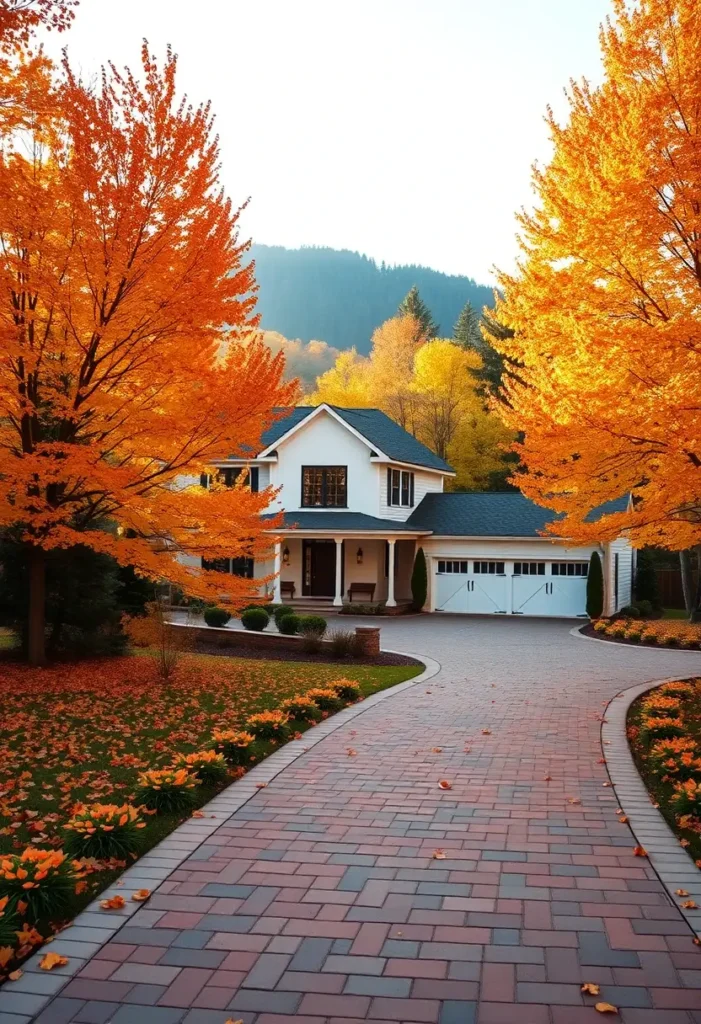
[
  {"left": 0, "top": 1, "right": 77, "bottom": 47},
  {"left": 0, "top": 45, "right": 296, "bottom": 665},
  {"left": 494, "top": 0, "right": 701, "bottom": 556}
]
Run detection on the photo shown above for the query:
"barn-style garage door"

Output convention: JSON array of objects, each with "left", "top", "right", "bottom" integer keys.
[{"left": 434, "top": 559, "right": 588, "bottom": 617}]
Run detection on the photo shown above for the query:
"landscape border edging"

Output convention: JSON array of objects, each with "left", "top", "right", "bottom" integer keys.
[
  {"left": 571, "top": 623, "right": 701, "bottom": 653},
  {"left": 10, "top": 653, "right": 440, "bottom": 1022},
  {"left": 602, "top": 675, "right": 701, "bottom": 941}
]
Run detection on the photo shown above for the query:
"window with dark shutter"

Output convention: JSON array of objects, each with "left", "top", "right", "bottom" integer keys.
[
  {"left": 387, "top": 467, "right": 392, "bottom": 505},
  {"left": 250, "top": 467, "right": 259, "bottom": 493},
  {"left": 231, "top": 557, "right": 254, "bottom": 578}
]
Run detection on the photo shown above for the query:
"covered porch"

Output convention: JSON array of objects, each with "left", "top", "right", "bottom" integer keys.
[{"left": 263, "top": 515, "right": 429, "bottom": 608}]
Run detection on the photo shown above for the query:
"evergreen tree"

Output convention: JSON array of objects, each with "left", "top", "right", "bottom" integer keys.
[
  {"left": 633, "top": 549, "right": 660, "bottom": 609},
  {"left": 411, "top": 547, "right": 428, "bottom": 611},
  {"left": 397, "top": 285, "right": 438, "bottom": 340},
  {"left": 453, "top": 301, "right": 482, "bottom": 348},
  {"left": 586, "top": 551, "right": 604, "bottom": 619}
]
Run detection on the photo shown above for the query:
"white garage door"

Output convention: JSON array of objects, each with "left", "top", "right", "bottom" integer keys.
[
  {"left": 435, "top": 560, "right": 508, "bottom": 614},
  {"left": 434, "top": 559, "right": 589, "bottom": 617}
]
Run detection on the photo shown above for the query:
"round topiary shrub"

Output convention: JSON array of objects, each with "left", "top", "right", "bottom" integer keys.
[
  {"left": 278, "top": 613, "right": 301, "bottom": 635},
  {"left": 619, "top": 604, "right": 640, "bottom": 618},
  {"left": 273, "top": 604, "right": 294, "bottom": 627},
  {"left": 63, "top": 803, "right": 147, "bottom": 860},
  {"left": 636, "top": 599, "right": 654, "bottom": 618},
  {"left": 241, "top": 608, "right": 270, "bottom": 631},
  {"left": 204, "top": 606, "right": 231, "bottom": 628},
  {"left": 298, "top": 615, "right": 327, "bottom": 637}
]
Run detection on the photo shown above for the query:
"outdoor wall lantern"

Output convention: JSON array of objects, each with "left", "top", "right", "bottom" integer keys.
[
  {"left": 356, "top": 547, "right": 363, "bottom": 565},
  {"left": 282, "top": 545, "right": 290, "bottom": 566}
]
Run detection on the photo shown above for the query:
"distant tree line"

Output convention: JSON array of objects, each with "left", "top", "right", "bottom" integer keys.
[{"left": 251, "top": 244, "right": 495, "bottom": 354}]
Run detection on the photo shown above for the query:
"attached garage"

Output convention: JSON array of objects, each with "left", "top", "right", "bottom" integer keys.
[{"left": 405, "top": 492, "right": 633, "bottom": 619}]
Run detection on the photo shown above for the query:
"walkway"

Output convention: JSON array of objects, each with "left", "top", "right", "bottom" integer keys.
[{"left": 24, "top": 618, "right": 701, "bottom": 1023}]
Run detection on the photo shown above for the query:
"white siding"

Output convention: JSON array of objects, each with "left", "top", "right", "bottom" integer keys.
[
  {"left": 605, "top": 537, "right": 634, "bottom": 615},
  {"left": 379, "top": 467, "right": 444, "bottom": 522},
  {"left": 267, "top": 411, "right": 380, "bottom": 516}
]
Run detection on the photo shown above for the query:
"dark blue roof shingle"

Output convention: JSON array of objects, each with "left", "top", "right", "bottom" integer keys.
[
  {"left": 265, "top": 512, "right": 425, "bottom": 532},
  {"left": 259, "top": 406, "right": 453, "bottom": 473}
]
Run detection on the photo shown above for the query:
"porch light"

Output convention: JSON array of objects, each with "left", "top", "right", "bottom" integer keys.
[
  {"left": 282, "top": 545, "right": 290, "bottom": 566},
  {"left": 356, "top": 547, "right": 363, "bottom": 565}
]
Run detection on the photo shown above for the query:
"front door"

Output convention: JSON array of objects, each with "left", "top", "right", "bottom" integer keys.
[{"left": 303, "top": 540, "right": 337, "bottom": 596}]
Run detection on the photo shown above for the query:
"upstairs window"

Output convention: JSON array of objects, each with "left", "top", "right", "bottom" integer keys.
[
  {"left": 302, "top": 466, "right": 347, "bottom": 507},
  {"left": 473, "top": 561, "right": 505, "bottom": 575},
  {"left": 551, "top": 562, "right": 589, "bottom": 577},
  {"left": 201, "top": 556, "right": 254, "bottom": 578},
  {"left": 387, "top": 468, "right": 415, "bottom": 507},
  {"left": 514, "top": 562, "right": 546, "bottom": 575},
  {"left": 200, "top": 467, "right": 259, "bottom": 492}
]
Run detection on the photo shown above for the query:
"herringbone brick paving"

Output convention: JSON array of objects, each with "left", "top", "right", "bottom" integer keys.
[{"left": 26, "top": 617, "right": 701, "bottom": 1022}]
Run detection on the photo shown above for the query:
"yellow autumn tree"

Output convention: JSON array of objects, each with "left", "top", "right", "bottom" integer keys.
[
  {"left": 314, "top": 322, "right": 512, "bottom": 490},
  {"left": 494, "top": 0, "right": 701, "bottom": 550}
]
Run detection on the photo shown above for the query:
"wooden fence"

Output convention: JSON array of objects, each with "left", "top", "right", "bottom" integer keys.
[{"left": 655, "top": 567, "right": 696, "bottom": 609}]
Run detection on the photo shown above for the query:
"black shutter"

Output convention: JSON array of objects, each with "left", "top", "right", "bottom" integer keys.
[
  {"left": 199, "top": 473, "right": 209, "bottom": 489},
  {"left": 250, "top": 467, "right": 259, "bottom": 493},
  {"left": 387, "top": 467, "right": 392, "bottom": 505},
  {"left": 410, "top": 473, "right": 415, "bottom": 506}
]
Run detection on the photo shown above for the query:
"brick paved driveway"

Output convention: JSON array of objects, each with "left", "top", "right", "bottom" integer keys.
[{"left": 27, "top": 617, "right": 701, "bottom": 1023}]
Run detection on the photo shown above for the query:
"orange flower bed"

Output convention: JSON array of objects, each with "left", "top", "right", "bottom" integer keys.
[{"left": 594, "top": 618, "right": 701, "bottom": 648}]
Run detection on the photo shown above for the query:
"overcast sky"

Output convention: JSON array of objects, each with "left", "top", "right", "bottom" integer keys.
[{"left": 44, "top": 0, "right": 612, "bottom": 285}]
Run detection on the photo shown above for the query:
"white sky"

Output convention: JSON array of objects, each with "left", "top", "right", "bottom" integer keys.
[{"left": 44, "top": 0, "right": 612, "bottom": 285}]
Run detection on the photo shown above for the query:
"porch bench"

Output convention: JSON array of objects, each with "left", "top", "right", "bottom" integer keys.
[
  {"left": 280, "top": 581, "right": 296, "bottom": 600},
  {"left": 348, "top": 582, "right": 376, "bottom": 602}
]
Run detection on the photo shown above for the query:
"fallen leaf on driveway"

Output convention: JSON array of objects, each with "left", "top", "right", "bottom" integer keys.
[
  {"left": 618, "top": 815, "right": 628, "bottom": 823},
  {"left": 581, "top": 982, "right": 600, "bottom": 995},
  {"left": 255, "top": 782, "right": 267, "bottom": 789},
  {"left": 681, "top": 900, "right": 698, "bottom": 909},
  {"left": 8, "top": 969, "right": 23, "bottom": 981},
  {"left": 568, "top": 797, "right": 581, "bottom": 805},
  {"left": 432, "top": 849, "right": 446, "bottom": 859},
  {"left": 191, "top": 810, "right": 205, "bottom": 818},
  {"left": 481, "top": 729, "right": 491, "bottom": 735},
  {"left": 100, "top": 895, "right": 125, "bottom": 910},
  {"left": 633, "top": 846, "right": 648, "bottom": 857},
  {"left": 675, "top": 889, "right": 689, "bottom": 897},
  {"left": 132, "top": 889, "right": 151, "bottom": 902},
  {"left": 431, "top": 747, "right": 442, "bottom": 753},
  {"left": 40, "top": 953, "right": 68, "bottom": 971},
  {"left": 438, "top": 779, "right": 452, "bottom": 790},
  {"left": 347, "top": 749, "right": 357, "bottom": 757},
  {"left": 595, "top": 1003, "right": 618, "bottom": 1015}
]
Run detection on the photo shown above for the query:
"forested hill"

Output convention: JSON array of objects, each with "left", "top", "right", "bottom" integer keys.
[{"left": 250, "top": 244, "right": 495, "bottom": 353}]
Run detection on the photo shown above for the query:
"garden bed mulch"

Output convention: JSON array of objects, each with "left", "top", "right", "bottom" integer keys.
[
  {"left": 193, "top": 637, "right": 422, "bottom": 667},
  {"left": 627, "top": 678, "right": 701, "bottom": 867}
]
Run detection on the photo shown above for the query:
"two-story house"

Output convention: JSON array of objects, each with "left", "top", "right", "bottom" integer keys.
[{"left": 191, "top": 404, "right": 633, "bottom": 618}]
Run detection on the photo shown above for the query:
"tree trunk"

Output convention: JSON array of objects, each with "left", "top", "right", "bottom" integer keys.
[
  {"left": 28, "top": 545, "right": 47, "bottom": 666},
  {"left": 692, "top": 547, "right": 701, "bottom": 624}
]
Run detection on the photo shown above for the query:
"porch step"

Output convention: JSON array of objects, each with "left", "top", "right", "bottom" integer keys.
[{"left": 281, "top": 598, "right": 338, "bottom": 614}]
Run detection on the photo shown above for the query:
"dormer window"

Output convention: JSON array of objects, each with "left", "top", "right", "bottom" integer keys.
[
  {"left": 302, "top": 466, "right": 347, "bottom": 507},
  {"left": 387, "top": 468, "right": 415, "bottom": 507}
]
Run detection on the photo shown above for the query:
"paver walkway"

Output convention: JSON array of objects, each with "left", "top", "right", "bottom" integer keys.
[{"left": 26, "top": 618, "right": 701, "bottom": 1023}]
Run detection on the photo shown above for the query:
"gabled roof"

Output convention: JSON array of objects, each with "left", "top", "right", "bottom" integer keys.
[
  {"left": 265, "top": 511, "right": 428, "bottom": 533},
  {"left": 406, "top": 492, "right": 630, "bottom": 538},
  {"left": 259, "top": 406, "right": 453, "bottom": 473}
]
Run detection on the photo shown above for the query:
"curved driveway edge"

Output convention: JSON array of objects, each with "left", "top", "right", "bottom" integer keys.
[
  {"left": 5, "top": 655, "right": 438, "bottom": 1024},
  {"left": 571, "top": 623, "right": 701, "bottom": 654},
  {"left": 603, "top": 677, "right": 701, "bottom": 940}
]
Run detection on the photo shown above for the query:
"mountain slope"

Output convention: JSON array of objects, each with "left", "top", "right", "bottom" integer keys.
[{"left": 250, "top": 244, "right": 494, "bottom": 354}]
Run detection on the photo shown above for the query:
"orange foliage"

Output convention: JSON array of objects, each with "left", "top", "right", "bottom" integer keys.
[
  {"left": 0, "top": 41, "right": 297, "bottom": 646},
  {"left": 0, "top": 0, "right": 77, "bottom": 50},
  {"left": 493, "top": 0, "right": 701, "bottom": 549}
]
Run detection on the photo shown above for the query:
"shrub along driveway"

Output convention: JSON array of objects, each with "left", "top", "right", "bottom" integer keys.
[{"left": 24, "top": 616, "right": 701, "bottom": 1023}]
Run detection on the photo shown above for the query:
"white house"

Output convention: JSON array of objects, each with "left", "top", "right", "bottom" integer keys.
[{"left": 192, "top": 404, "right": 633, "bottom": 618}]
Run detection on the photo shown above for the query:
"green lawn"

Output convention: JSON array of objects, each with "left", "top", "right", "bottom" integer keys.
[{"left": 663, "top": 608, "right": 689, "bottom": 620}]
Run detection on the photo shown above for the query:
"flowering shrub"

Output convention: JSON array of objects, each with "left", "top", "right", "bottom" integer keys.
[
  {"left": 212, "top": 728, "right": 256, "bottom": 764},
  {"left": 649, "top": 736, "right": 697, "bottom": 769},
  {"left": 63, "top": 803, "right": 147, "bottom": 860},
  {"left": 671, "top": 778, "right": 701, "bottom": 816},
  {"left": 279, "top": 695, "right": 322, "bottom": 722},
  {"left": 660, "top": 681, "right": 697, "bottom": 699},
  {"left": 306, "top": 687, "right": 344, "bottom": 712},
  {"left": 639, "top": 715, "right": 686, "bottom": 740},
  {"left": 245, "top": 710, "right": 290, "bottom": 741},
  {"left": 172, "top": 749, "right": 228, "bottom": 785},
  {"left": 331, "top": 679, "right": 362, "bottom": 703},
  {"left": 598, "top": 618, "right": 701, "bottom": 648},
  {"left": 135, "top": 768, "right": 196, "bottom": 813},
  {"left": 641, "top": 694, "right": 682, "bottom": 716},
  {"left": 0, "top": 849, "right": 75, "bottom": 919}
]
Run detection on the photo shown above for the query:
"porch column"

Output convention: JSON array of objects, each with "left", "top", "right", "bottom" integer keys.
[
  {"left": 387, "top": 538, "right": 397, "bottom": 607},
  {"left": 273, "top": 541, "right": 282, "bottom": 604},
  {"left": 333, "top": 537, "right": 343, "bottom": 607}
]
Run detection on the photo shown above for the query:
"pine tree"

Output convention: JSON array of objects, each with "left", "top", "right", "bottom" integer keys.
[
  {"left": 397, "top": 286, "right": 438, "bottom": 341},
  {"left": 411, "top": 547, "right": 428, "bottom": 611},
  {"left": 453, "top": 301, "right": 482, "bottom": 348},
  {"left": 586, "top": 552, "right": 604, "bottom": 619}
]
